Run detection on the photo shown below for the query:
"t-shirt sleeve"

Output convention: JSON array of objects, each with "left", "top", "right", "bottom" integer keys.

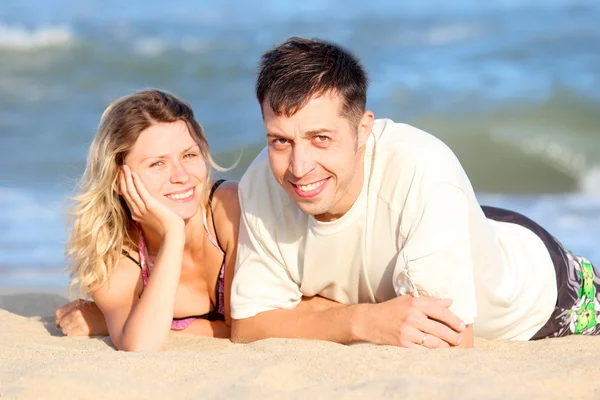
[
  {"left": 230, "top": 210, "right": 302, "bottom": 320},
  {"left": 392, "top": 183, "right": 478, "bottom": 325}
]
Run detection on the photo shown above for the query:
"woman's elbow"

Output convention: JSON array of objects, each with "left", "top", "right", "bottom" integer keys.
[{"left": 116, "top": 335, "right": 165, "bottom": 352}]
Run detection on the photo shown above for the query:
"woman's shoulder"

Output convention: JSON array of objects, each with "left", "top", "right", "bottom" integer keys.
[
  {"left": 94, "top": 246, "right": 144, "bottom": 302},
  {"left": 210, "top": 180, "right": 239, "bottom": 213},
  {"left": 209, "top": 180, "right": 240, "bottom": 247}
]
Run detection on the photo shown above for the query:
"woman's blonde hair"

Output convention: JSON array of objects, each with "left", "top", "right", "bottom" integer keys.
[{"left": 66, "top": 89, "right": 222, "bottom": 296}]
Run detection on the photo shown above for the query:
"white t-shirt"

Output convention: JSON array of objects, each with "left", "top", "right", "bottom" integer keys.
[{"left": 231, "top": 119, "right": 557, "bottom": 340}]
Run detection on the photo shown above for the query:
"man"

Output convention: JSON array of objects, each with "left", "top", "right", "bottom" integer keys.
[{"left": 230, "top": 37, "right": 600, "bottom": 348}]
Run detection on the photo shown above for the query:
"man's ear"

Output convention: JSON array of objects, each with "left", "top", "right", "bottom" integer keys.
[{"left": 357, "top": 110, "right": 374, "bottom": 147}]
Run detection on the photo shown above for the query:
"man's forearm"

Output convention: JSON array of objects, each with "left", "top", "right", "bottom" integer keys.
[
  {"left": 231, "top": 303, "right": 368, "bottom": 344},
  {"left": 297, "top": 295, "right": 345, "bottom": 312}
]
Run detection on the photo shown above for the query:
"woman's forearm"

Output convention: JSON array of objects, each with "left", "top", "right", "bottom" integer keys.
[{"left": 118, "top": 229, "right": 185, "bottom": 351}]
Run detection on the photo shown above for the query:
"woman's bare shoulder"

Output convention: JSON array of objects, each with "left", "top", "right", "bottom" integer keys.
[
  {"left": 93, "top": 249, "right": 143, "bottom": 305},
  {"left": 210, "top": 180, "right": 240, "bottom": 249},
  {"left": 211, "top": 180, "right": 239, "bottom": 215}
]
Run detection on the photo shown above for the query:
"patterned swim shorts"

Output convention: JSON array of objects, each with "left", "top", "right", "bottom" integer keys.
[{"left": 482, "top": 206, "right": 600, "bottom": 339}]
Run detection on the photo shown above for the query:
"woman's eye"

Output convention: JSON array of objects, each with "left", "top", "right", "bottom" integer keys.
[
  {"left": 184, "top": 153, "right": 198, "bottom": 159},
  {"left": 150, "top": 161, "right": 163, "bottom": 167}
]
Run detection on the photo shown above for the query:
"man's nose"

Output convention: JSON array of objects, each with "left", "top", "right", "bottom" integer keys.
[{"left": 288, "top": 144, "right": 314, "bottom": 178}]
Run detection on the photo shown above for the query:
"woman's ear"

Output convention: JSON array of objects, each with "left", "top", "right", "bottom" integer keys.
[{"left": 114, "top": 166, "right": 123, "bottom": 196}]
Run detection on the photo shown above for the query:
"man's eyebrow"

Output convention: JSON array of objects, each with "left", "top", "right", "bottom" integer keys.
[
  {"left": 266, "top": 132, "right": 290, "bottom": 139},
  {"left": 303, "top": 128, "right": 333, "bottom": 137},
  {"left": 266, "top": 129, "right": 334, "bottom": 139}
]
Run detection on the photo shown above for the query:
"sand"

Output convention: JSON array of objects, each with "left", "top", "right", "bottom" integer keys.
[{"left": 1, "top": 292, "right": 600, "bottom": 399}]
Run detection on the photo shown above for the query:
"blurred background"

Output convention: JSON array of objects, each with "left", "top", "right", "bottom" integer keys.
[{"left": 0, "top": 0, "right": 599, "bottom": 290}]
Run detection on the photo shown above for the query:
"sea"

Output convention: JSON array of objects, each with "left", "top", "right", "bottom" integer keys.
[{"left": 0, "top": 0, "right": 599, "bottom": 289}]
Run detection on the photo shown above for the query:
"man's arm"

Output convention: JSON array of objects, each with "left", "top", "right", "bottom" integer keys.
[
  {"left": 455, "top": 325, "right": 474, "bottom": 348},
  {"left": 393, "top": 182, "right": 479, "bottom": 348},
  {"left": 231, "top": 294, "right": 465, "bottom": 347},
  {"left": 232, "top": 302, "right": 357, "bottom": 344}
]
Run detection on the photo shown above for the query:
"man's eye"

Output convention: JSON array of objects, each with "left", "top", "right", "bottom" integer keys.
[
  {"left": 315, "top": 135, "right": 329, "bottom": 142},
  {"left": 274, "top": 138, "right": 288, "bottom": 145}
]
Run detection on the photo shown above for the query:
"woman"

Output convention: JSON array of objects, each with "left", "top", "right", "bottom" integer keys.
[{"left": 57, "top": 89, "right": 240, "bottom": 350}]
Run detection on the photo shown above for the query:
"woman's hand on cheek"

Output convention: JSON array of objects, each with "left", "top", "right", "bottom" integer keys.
[{"left": 120, "top": 165, "right": 184, "bottom": 237}]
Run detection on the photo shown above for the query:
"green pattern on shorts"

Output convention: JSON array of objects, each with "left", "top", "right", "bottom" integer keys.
[{"left": 568, "top": 259, "right": 600, "bottom": 334}]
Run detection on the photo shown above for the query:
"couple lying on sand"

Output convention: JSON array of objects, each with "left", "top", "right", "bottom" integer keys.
[{"left": 55, "top": 37, "right": 600, "bottom": 351}]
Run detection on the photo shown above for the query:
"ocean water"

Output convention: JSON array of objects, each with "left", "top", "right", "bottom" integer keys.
[{"left": 0, "top": 0, "right": 599, "bottom": 288}]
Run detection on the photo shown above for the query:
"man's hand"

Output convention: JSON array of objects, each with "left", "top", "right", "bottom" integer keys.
[
  {"left": 353, "top": 295, "right": 465, "bottom": 348},
  {"left": 55, "top": 300, "right": 108, "bottom": 337}
]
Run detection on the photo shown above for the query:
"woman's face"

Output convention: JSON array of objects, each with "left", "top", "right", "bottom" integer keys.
[{"left": 123, "top": 120, "right": 207, "bottom": 220}]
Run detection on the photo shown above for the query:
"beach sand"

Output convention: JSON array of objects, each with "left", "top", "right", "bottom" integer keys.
[{"left": 1, "top": 292, "right": 600, "bottom": 399}]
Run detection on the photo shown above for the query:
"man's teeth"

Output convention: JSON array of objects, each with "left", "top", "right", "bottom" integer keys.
[
  {"left": 167, "top": 188, "right": 194, "bottom": 200},
  {"left": 297, "top": 180, "right": 325, "bottom": 192}
]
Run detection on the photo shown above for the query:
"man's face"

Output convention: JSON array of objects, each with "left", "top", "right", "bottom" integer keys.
[{"left": 263, "top": 93, "right": 373, "bottom": 222}]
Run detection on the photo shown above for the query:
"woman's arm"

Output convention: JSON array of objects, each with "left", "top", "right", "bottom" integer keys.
[
  {"left": 93, "top": 230, "right": 184, "bottom": 351},
  {"left": 100, "top": 232, "right": 185, "bottom": 351},
  {"left": 55, "top": 299, "right": 109, "bottom": 337},
  {"left": 91, "top": 166, "right": 187, "bottom": 352},
  {"left": 55, "top": 297, "right": 232, "bottom": 339}
]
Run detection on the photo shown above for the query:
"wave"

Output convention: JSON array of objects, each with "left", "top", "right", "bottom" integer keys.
[
  {"left": 0, "top": 187, "right": 67, "bottom": 270},
  {"left": 425, "top": 24, "right": 484, "bottom": 45},
  {"left": 0, "top": 23, "right": 74, "bottom": 51},
  {"left": 402, "top": 90, "right": 600, "bottom": 194},
  {"left": 132, "top": 36, "right": 210, "bottom": 56},
  {"left": 581, "top": 166, "right": 600, "bottom": 195}
]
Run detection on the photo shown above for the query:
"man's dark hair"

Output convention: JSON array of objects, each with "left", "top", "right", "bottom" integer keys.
[{"left": 256, "top": 37, "right": 369, "bottom": 125}]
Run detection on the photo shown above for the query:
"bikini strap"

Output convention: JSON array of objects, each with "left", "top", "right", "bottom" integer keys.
[
  {"left": 209, "top": 179, "right": 226, "bottom": 205},
  {"left": 208, "top": 179, "right": 226, "bottom": 249},
  {"left": 207, "top": 179, "right": 227, "bottom": 315},
  {"left": 134, "top": 223, "right": 151, "bottom": 286},
  {"left": 121, "top": 249, "right": 142, "bottom": 269}
]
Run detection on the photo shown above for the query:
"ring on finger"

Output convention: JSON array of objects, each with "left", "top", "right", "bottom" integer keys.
[{"left": 421, "top": 333, "right": 427, "bottom": 346}]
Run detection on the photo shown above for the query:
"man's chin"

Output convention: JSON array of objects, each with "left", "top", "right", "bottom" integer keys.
[{"left": 294, "top": 200, "right": 329, "bottom": 218}]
